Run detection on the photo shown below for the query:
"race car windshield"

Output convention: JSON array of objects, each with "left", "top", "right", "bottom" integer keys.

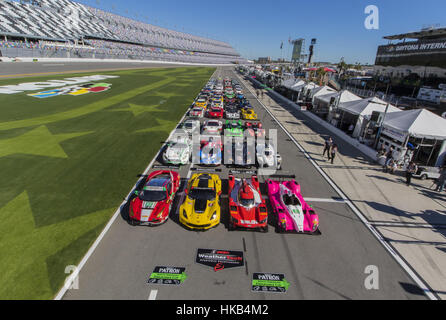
[
  {"left": 189, "top": 188, "right": 216, "bottom": 200},
  {"left": 172, "top": 143, "right": 188, "bottom": 149},
  {"left": 184, "top": 123, "right": 194, "bottom": 128},
  {"left": 208, "top": 122, "right": 219, "bottom": 127},
  {"left": 283, "top": 194, "right": 300, "bottom": 206},
  {"left": 139, "top": 190, "right": 166, "bottom": 202},
  {"left": 239, "top": 197, "right": 255, "bottom": 207}
]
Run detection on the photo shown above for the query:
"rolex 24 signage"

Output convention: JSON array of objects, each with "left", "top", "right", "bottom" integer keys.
[{"left": 0, "top": 75, "right": 119, "bottom": 97}]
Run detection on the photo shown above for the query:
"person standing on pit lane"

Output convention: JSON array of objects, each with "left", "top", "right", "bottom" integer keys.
[
  {"left": 435, "top": 167, "right": 446, "bottom": 192},
  {"left": 322, "top": 137, "right": 333, "bottom": 160},
  {"left": 330, "top": 143, "right": 338, "bottom": 164},
  {"left": 405, "top": 161, "right": 418, "bottom": 187}
]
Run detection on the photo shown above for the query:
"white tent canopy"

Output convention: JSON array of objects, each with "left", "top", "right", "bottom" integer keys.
[
  {"left": 289, "top": 80, "right": 306, "bottom": 91},
  {"left": 382, "top": 109, "right": 446, "bottom": 140},
  {"left": 281, "top": 78, "right": 297, "bottom": 88},
  {"left": 338, "top": 96, "right": 400, "bottom": 116},
  {"left": 315, "top": 89, "right": 361, "bottom": 105},
  {"left": 303, "top": 82, "right": 319, "bottom": 91},
  {"left": 311, "top": 85, "right": 337, "bottom": 100}
]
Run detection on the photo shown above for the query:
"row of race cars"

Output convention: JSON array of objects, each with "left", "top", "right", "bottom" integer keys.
[
  {"left": 162, "top": 77, "right": 280, "bottom": 168},
  {"left": 127, "top": 77, "right": 320, "bottom": 234}
]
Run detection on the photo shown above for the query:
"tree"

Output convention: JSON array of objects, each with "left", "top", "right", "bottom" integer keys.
[{"left": 316, "top": 67, "right": 327, "bottom": 86}]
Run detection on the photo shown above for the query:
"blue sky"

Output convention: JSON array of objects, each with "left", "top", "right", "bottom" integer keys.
[{"left": 76, "top": 0, "right": 446, "bottom": 64}]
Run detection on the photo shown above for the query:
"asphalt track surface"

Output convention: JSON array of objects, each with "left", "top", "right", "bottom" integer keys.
[
  {"left": 0, "top": 61, "right": 209, "bottom": 78},
  {"left": 61, "top": 67, "right": 426, "bottom": 300}
]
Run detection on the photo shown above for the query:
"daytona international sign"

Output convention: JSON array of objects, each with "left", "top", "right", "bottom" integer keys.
[{"left": 0, "top": 75, "right": 119, "bottom": 95}]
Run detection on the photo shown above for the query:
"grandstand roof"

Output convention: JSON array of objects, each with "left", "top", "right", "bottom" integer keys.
[{"left": 383, "top": 27, "right": 446, "bottom": 41}]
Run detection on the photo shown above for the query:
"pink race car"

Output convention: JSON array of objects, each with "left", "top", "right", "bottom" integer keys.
[{"left": 266, "top": 178, "right": 320, "bottom": 234}]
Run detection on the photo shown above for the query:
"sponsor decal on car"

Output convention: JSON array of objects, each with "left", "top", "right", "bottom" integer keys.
[{"left": 28, "top": 82, "right": 113, "bottom": 98}]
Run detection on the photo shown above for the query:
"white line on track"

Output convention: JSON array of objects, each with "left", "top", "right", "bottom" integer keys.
[
  {"left": 148, "top": 289, "right": 158, "bottom": 300},
  {"left": 55, "top": 68, "right": 219, "bottom": 300},
  {"left": 43, "top": 64, "right": 65, "bottom": 66},
  {"left": 304, "top": 198, "right": 346, "bottom": 203},
  {"left": 370, "top": 221, "right": 446, "bottom": 229},
  {"left": 236, "top": 72, "right": 438, "bottom": 300}
]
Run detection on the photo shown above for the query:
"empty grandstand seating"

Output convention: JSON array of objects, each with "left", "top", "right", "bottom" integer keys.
[{"left": 0, "top": 0, "right": 245, "bottom": 64}]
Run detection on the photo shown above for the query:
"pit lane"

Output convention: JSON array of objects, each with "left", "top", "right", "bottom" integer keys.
[{"left": 61, "top": 67, "right": 426, "bottom": 300}]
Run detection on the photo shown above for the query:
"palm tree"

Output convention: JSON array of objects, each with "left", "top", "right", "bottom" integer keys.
[
  {"left": 338, "top": 58, "right": 348, "bottom": 76},
  {"left": 316, "top": 67, "right": 327, "bottom": 86}
]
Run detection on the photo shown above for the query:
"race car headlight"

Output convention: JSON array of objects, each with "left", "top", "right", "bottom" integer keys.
[
  {"left": 157, "top": 208, "right": 165, "bottom": 219},
  {"left": 211, "top": 212, "right": 217, "bottom": 220},
  {"left": 312, "top": 219, "right": 319, "bottom": 231}
]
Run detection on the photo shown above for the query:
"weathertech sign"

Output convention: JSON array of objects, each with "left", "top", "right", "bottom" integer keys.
[
  {"left": 0, "top": 75, "right": 119, "bottom": 96},
  {"left": 196, "top": 249, "right": 244, "bottom": 271}
]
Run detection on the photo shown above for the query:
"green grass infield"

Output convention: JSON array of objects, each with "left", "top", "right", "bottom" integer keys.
[{"left": 0, "top": 66, "right": 215, "bottom": 299}]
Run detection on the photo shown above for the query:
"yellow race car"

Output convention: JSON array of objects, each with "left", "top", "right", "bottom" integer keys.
[
  {"left": 195, "top": 98, "right": 208, "bottom": 109},
  {"left": 241, "top": 108, "right": 259, "bottom": 120},
  {"left": 179, "top": 173, "right": 222, "bottom": 230}
]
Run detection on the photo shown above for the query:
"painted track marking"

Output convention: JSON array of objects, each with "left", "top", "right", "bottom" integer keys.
[{"left": 148, "top": 289, "right": 158, "bottom": 300}]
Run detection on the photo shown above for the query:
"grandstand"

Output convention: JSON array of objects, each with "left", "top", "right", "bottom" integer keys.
[{"left": 0, "top": 0, "right": 244, "bottom": 64}]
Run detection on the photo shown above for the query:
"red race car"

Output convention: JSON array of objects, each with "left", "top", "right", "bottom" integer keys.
[
  {"left": 245, "top": 122, "right": 266, "bottom": 139},
  {"left": 207, "top": 106, "right": 224, "bottom": 119},
  {"left": 228, "top": 175, "right": 268, "bottom": 232},
  {"left": 129, "top": 170, "right": 180, "bottom": 226}
]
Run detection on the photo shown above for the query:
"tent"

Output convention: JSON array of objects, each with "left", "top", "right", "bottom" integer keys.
[
  {"left": 336, "top": 97, "right": 400, "bottom": 138},
  {"left": 338, "top": 96, "right": 400, "bottom": 116},
  {"left": 315, "top": 89, "right": 361, "bottom": 105},
  {"left": 289, "top": 80, "right": 306, "bottom": 91},
  {"left": 281, "top": 78, "right": 297, "bottom": 88},
  {"left": 382, "top": 109, "right": 446, "bottom": 140},
  {"left": 310, "top": 85, "right": 338, "bottom": 101}
]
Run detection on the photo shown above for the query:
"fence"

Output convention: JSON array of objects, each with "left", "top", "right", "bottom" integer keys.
[{"left": 0, "top": 47, "right": 240, "bottom": 64}]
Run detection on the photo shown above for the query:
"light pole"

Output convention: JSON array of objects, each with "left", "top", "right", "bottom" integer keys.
[{"left": 374, "top": 100, "right": 390, "bottom": 149}]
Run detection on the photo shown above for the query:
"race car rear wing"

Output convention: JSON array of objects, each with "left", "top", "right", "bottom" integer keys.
[{"left": 268, "top": 174, "right": 296, "bottom": 180}]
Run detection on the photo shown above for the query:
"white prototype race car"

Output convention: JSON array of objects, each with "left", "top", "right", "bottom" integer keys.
[{"left": 256, "top": 143, "right": 282, "bottom": 169}]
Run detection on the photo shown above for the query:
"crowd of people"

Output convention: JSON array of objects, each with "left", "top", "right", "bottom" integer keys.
[
  {"left": 377, "top": 144, "right": 446, "bottom": 190},
  {"left": 0, "top": 39, "right": 243, "bottom": 64},
  {"left": 0, "top": 40, "right": 41, "bottom": 49}
]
